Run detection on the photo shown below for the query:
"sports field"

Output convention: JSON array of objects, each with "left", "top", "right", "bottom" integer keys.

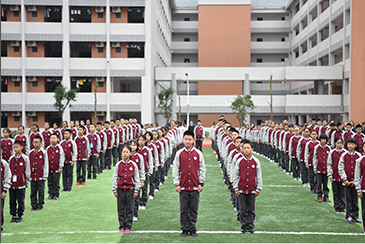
[{"left": 2, "top": 148, "right": 364, "bottom": 243}]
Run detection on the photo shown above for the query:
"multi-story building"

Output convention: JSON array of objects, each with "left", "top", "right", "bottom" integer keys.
[{"left": 1, "top": 0, "right": 364, "bottom": 129}]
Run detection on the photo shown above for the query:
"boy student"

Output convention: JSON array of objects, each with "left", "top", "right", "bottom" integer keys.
[
  {"left": 46, "top": 134, "right": 64, "bottom": 200},
  {"left": 110, "top": 120, "right": 120, "bottom": 167},
  {"left": 104, "top": 121, "right": 115, "bottom": 170},
  {"left": 29, "top": 136, "right": 48, "bottom": 211},
  {"left": 96, "top": 122, "right": 107, "bottom": 174},
  {"left": 282, "top": 124, "right": 294, "bottom": 175},
  {"left": 313, "top": 134, "right": 331, "bottom": 202},
  {"left": 193, "top": 120, "right": 204, "bottom": 151},
  {"left": 288, "top": 126, "right": 301, "bottom": 181},
  {"left": 331, "top": 123, "right": 344, "bottom": 148},
  {"left": 232, "top": 139, "right": 262, "bottom": 234},
  {"left": 52, "top": 122, "right": 62, "bottom": 141},
  {"left": 1, "top": 128, "right": 14, "bottom": 162},
  {"left": 60, "top": 121, "right": 69, "bottom": 139},
  {"left": 338, "top": 138, "right": 362, "bottom": 224},
  {"left": 353, "top": 124, "right": 365, "bottom": 155},
  {"left": 60, "top": 129, "right": 77, "bottom": 191},
  {"left": 15, "top": 125, "right": 29, "bottom": 155},
  {"left": 344, "top": 123, "right": 355, "bottom": 150},
  {"left": 305, "top": 130, "right": 320, "bottom": 193},
  {"left": 327, "top": 122, "right": 337, "bottom": 148},
  {"left": 87, "top": 124, "right": 100, "bottom": 180},
  {"left": 1, "top": 148, "right": 12, "bottom": 231},
  {"left": 29, "top": 124, "right": 44, "bottom": 150},
  {"left": 75, "top": 126, "right": 90, "bottom": 185},
  {"left": 173, "top": 130, "right": 206, "bottom": 237},
  {"left": 42, "top": 122, "right": 52, "bottom": 149},
  {"left": 354, "top": 142, "right": 365, "bottom": 232},
  {"left": 9, "top": 141, "right": 30, "bottom": 223}
]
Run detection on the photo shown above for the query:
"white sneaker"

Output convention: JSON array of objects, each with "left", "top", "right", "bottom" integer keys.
[
  {"left": 164, "top": 176, "right": 167, "bottom": 180},
  {"left": 293, "top": 178, "right": 297, "bottom": 181},
  {"left": 286, "top": 172, "right": 289, "bottom": 175},
  {"left": 139, "top": 206, "right": 146, "bottom": 210},
  {"left": 155, "top": 189, "right": 159, "bottom": 192},
  {"left": 149, "top": 195, "right": 154, "bottom": 200},
  {"left": 159, "top": 183, "right": 163, "bottom": 186},
  {"left": 133, "top": 216, "right": 138, "bottom": 221},
  {"left": 233, "top": 207, "right": 237, "bottom": 211}
]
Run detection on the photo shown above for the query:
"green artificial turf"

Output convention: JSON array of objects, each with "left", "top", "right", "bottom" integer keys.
[{"left": 1, "top": 149, "right": 364, "bottom": 243}]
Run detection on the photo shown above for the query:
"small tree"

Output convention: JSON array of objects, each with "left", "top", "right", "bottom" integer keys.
[
  {"left": 53, "top": 85, "right": 78, "bottom": 119},
  {"left": 230, "top": 95, "right": 256, "bottom": 126},
  {"left": 157, "top": 87, "right": 175, "bottom": 123}
]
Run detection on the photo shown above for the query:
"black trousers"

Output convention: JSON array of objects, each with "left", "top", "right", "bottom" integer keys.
[
  {"left": 112, "top": 147, "right": 118, "bottom": 166},
  {"left": 9, "top": 188, "right": 25, "bottom": 216},
  {"left": 117, "top": 143, "right": 123, "bottom": 161},
  {"left": 196, "top": 140, "right": 203, "bottom": 151},
  {"left": 30, "top": 181, "right": 45, "bottom": 210},
  {"left": 360, "top": 196, "right": 365, "bottom": 231},
  {"left": 155, "top": 166, "right": 161, "bottom": 189},
  {"left": 299, "top": 161, "right": 308, "bottom": 184},
  {"left": 140, "top": 176, "right": 149, "bottom": 205},
  {"left": 308, "top": 166, "right": 316, "bottom": 191},
  {"left": 345, "top": 186, "right": 359, "bottom": 219},
  {"left": 316, "top": 173, "right": 329, "bottom": 199},
  {"left": 149, "top": 170, "right": 156, "bottom": 197},
  {"left": 87, "top": 155, "right": 98, "bottom": 179},
  {"left": 332, "top": 181, "right": 345, "bottom": 212},
  {"left": 159, "top": 165, "right": 165, "bottom": 184},
  {"left": 1, "top": 198, "right": 4, "bottom": 226},
  {"left": 283, "top": 153, "right": 290, "bottom": 172},
  {"left": 211, "top": 139, "right": 214, "bottom": 149},
  {"left": 291, "top": 158, "right": 300, "bottom": 178},
  {"left": 105, "top": 149, "right": 112, "bottom": 168},
  {"left": 62, "top": 163, "right": 74, "bottom": 191},
  {"left": 98, "top": 153, "right": 105, "bottom": 173},
  {"left": 133, "top": 190, "right": 140, "bottom": 217},
  {"left": 180, "top": 190, "right": 200, "bottom": 232},
  {"left": 48, "top": 172, "right": 60, "bottom": 197},
  {"left": 117, "top": 188, "right": 135, "bottom": 231},
  {"left": 239, "top": 193, "right": 256, "bottom": 230},
  {"left": 76, "top": 160, "right": 87, "bottom": 183}
]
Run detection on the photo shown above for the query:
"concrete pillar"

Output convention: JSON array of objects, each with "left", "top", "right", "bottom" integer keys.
[
  {"left": 106, "top": 0, "right": 111, "bottom": 121},
  {"left": 314, "top": 80, "right": 324, "bottom": 94},
  {"left": 62, "top": 0, "right": 71, "bottom": 122},
  {"left": 171, "top": 73, "right": 177, "bottom": 121},
  {"left": 21, "top": 0, "right": 27, "bottom": 126},
  {"left": 243, "top": 73, "right": 250, "bottom": 125}
]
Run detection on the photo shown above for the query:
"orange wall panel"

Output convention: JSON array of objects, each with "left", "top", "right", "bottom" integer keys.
[
  {"left": 199, "top": 114, "right": 240, "bottom": 128},
  {"left": 7, "top": 41, "right": 21, "bottom": 57},
  {"left": 350, "top": 0, "right": 365, "bottom": 122},
  {"left": 110, "top": 42, "right": 128, "bottom": 58},
  {"left": 198, "top": 5, "right": 251, "bottom": 67},
  {"left": 6, "top": 6, "right": 21, "bottom": 22},
  {"left": 27, "top": 41, "right": 45, "bottom": 57},
  {"left": 91, "top": 78, "right": 106, "bottom": 93},
  {"left": 26, "top": 6, "right": 44, "bottom": 22},
  {"left": 7, "top": 77, "right": 22, "bottom": 92},
  {"left": 91, "top": 7, "right": 106, "bottom": 23},
  {"left": 27, "top": 77, "right": 45, "bottom": 92},
  {"left": 91, "top": 113, "right": 106, "bottom": 124},
  {"left": 91, "top": 43, "right": 106, "bottom": 58},
  {"left": 110, "top": 7, "right": 128, "bottom": 23},
  {"left": 27, "top": 112, "right": 45, "bottom": 128},
  {"left": 7, "top": 114, "right": 23, "bottom": 128},
  {"left": 198, "top": 81, "right": 242, "bottom": 95}
]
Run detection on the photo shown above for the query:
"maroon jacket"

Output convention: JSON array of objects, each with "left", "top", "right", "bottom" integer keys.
[
  {"left": 339, "top": 151, "right": 362, "bottom": 182},
  {"left": 104, "top": 129, "right": 113, "bottom": 148},
  {"left": 313, "top": 144, "right": 331, "bottom": 174},
  {"left": 194, "top": 126, "right": 204, "bottom": 140},
  {"left": 46, "top": 144, "right": 64, "bottom": 173},
  {"left": 9, "top": 154, "right": 30, "bottom": 189},
  {"left": 328, "top": 148, "right": 346, "bottom": 182},
  {"left": 29, "top": 132, "right": 43, "bottom": 150},
  {"left": 305, "top": 140, "right": 320, "bottom": 166},
  {"left": 87, "top": 133, "right": 100, "bottom": 156},
  {"left": 115, "top": 159, "right": 140, "bottom": 191},
  {"left": 74, "top": 136, "right": 90, "bottom": 161},
  {"left": 14, "top": 134, "right": 27, "bottom": 154},
  {"left": 234, "top": 155, "right": 262, "bottom": 195},
  {"left": 353, "top": 133, "right": 365, "bottom": 154},
  {"left": 29, "top": 148, "right": 48, "bottom": 181},
  {"left": 343, "top": 131, "right": 355, "bottom": 150},
  {"left": 60, "top": 139, "right": 77, "bottom": 164},
  {"left": 298, "top": 137, "right": 310, "bottom": 161},
  {"left": 1, "top": 138, "right": 13, "bottom": 161},
  {"left": 42, "top": 129, "right": 52, "bottom": 149},
  {"left": 355, "top": 157, "right": 365, "bottom": 191}
]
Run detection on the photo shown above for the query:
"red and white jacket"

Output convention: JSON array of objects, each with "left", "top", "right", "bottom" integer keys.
[
  {"left": 42, "top": 129, "right": 52, "bottom": 149},
  {"left": 304, "top": 140, "right": 320, "bottom": 166},
  {"left": 1, "top": 138, "right": 14, "bottom": 161},
  {"left": 29, "top": 148, "right": 48, "bottom": 181},
  {"left": 14, "top": 134, "right": 29, "bottom": 155},
  {"left": 74, "top": 135, "right": 90, "bottom": 161},
  {"left": 232, "top": 155, "right": 262, "bottom": 195},
  {"left": 355, "top": 156, "right": 365, "bottom": 192},
  {"left": 46, "top": 144, "right": 65, "bottom": 173},
  {"left": 1, "top": 159, "right": 11, "bottom": 192},
  {"left": 327, "top": 148, "right": 346, "bottom": 182},
  {"left": 193, "top": 126, "right": 204, "bottom": 140},
  {"left": 28, "top": 131, "right": 44, "bottom": 150},
  {"left": 60, "top": 139, "right": 77, "bottom": 164},
  {"left": 112, "top": 159, "right": 141, "bottom": 193},
  {"left": 9, "top": 153, "right": 30, "bottom": 189},
  {"left": 339, "top": 151, "right": 362, "bottom": 182},
  {"left": 313, "top": 144, "right": 331, "bottom": 174}
]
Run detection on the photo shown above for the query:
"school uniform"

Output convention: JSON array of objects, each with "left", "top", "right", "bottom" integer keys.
[
  {"left": 313, "top": 144, "right": 331, "bottom": 200},
  {"left": 138, "top": 146, "right": 154, "bottom": 207},
  {"left": 60, "top": 139, "right": 77, "bottom": 191},
  {"left": 148, "top": 142, "right": 159, "bottom": 197},
  {"left": 354, "top": 156, "right": 365, "bottom": 230},
  {"left": 14, "top": 134, "right": 29, "bottom": 155},
  {"left": 96, "top": 130, "right": 107, "bottom": 174},
  {"left": 8, "top": 154, "right": 30, "bottom": 218},
  {"left": 153, "top": 140, "right": 165, "bottom": 188},
  {"left": 327, "top": 148, "right": 346, "bottom": 212},
  {"left": 71, "top": 127, "right": 78, "bottom": 140},
  {"left": 112, "top": 159, "right": 141, "bottom": 231},
  {"left": 172, "top": 147, "right": 206, "bottom": 233},
  {"left": 117, "top": 126, "right": 124, "bottom": 161},
  {"left": 326, "top": 129, "right": 336, "bottom": 148},
  {"left": 1, "top": 138, "right": 14, "bottom": 161},
  {"left": 297, "top": 137, "right": 310, "bottom": 185},
  {"left": 104, "top": 128, "right": 115, "bottom": 170},
  {"left": 60, "top": 128, "right": 68, "bottom": 140},
  {"left": 87, "top": 133, "right": 100, "bottom": 179},
  {"left": 283, "top": 132, "right": 294, "bottom": 173},
  {"left": 52, "top": 128, "right": 62, "bottom": 142},
  {"left": 1, "top": 159, "right": 11, "bottom": 227},
  {"left": 46, "top": 144, "right": 64, "bottom": 198},
  {"left": 343, "top": 130, "right": 355, "bottom": 150},
  {"left": 28, "top": 132, "right": 44, "bottom": 150},
  {"left": 112, "top": 127, "right": 120, "bottom": 166},
  {"left": 193, "top": 126, "right": 204, "bottom": 151},
  {"left": 331, "top": 130, "right": 344, "bottom": 149},
  {"left": 288, "top": 135, "right": 301, "bottom": 179},
  {"left": 75, "top": 135, "right": 90, "bottom": 183},
  {"left": 232, "top": 154, "right": 262, "bottom": 231},
  {"left": 338, "top": 151, "right": 362, "bottom": 220},
  {"left": 29, "top": 148, "right": 48, "bottom": 210},
  {"left": 353, "top": 133, "right": 365, "bottom": 155},
  {"left": 305, "top": 140, "right": 320, "bottom": 192},
  {"left": 41, "top": 129, "right": 52, "bottom": 150},
  {"left": 131, "top": 153, "right": 145, "bottom": 218}
]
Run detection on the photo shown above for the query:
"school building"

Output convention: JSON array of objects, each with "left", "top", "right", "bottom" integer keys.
[{"left": 1, "top": 0, "right": 364, "bottom": 129}]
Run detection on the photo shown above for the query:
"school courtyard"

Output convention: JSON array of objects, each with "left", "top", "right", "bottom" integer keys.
[{"left": 2, "top": 149, "right": 364, "bottom": 243}]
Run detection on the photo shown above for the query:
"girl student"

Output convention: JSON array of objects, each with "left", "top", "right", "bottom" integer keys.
[
  {"left": 145, "top": 132, "right": 159, "bottom": 200},
  {"left": 304, "top": 129, "right": 320, "bottom": 194}
]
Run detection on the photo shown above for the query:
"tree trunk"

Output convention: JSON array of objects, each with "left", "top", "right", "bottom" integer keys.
[
  {"left": 269, "top": 75, "right": 273, "bottom": 121},
  {"left": 94, "top": 78, "right": 98, "bottom": 123},
  {"left": 178, "top": 78, "right": 181, "bottom": 121}
]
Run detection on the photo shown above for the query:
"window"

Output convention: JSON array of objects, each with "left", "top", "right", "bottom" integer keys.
[
  {"left": 184, "top": 17, "right": 190, "bottom": 21},
  {"left": 282, "top": 17, "right": 286, "bottom": 21},
  {"left": 98, "top": 47, "right": 104, "bottom": 53},
  {"left": 184, "top": 38, "right": 190, "bottom": 42},
  {"left": 32, "top": 116, "right": 38, "bottom": 122},
  {"left": 14, "top": 46, "right": 20, "bottom": 52},
  {"left": 14, "top": 116, "right": 20, "bottom": 122},
  {"left": 281, "top": 37, "right": 286, "bottom": 42},
  {"left": 256, "top": 58, "right": 263, "bottom": 63},
  {"left": 281, "top": 58, "right": 285, "bottom": 62},
  {"left": 13, "top": 11, "right": 19, "bottom": 17},
  {"left": 14, "top": 81, "right": 20, "bottom": 87},
  {"left": 116, "top": 13, "right": 121, "bottom": 18},
  {"left": 257, "top": 17, "right": 263, "bottom": 21},
  {"left": 32, "top": 11, "right": 37, "bottom": 17},
  {"left": 116, "top": 47, "right": 121, "bottom": 53},
  {"left": 98, "top": 82, "right": 104, "bottom": 88},
  {"left": 184, "top": 58, "right": 190, "bottom": 63},
  {"left": 98, "top": 116, "right": 104, "bottom": 122},
  {"left": 32, "top": 81, "right": 38, "bottom": 87},
  {"left": 97, "top": 13, "right": 103, "bottom": 18},
  {"left": 32, "top": 47, "right": 38, "bottom": 52},
  {"left": 257, "top": 38, "right": 263, "bottom": 42}
]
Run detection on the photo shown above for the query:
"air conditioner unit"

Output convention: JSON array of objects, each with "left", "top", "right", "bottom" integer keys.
[
  {"left": 27, "top": 41, "right": 37, "bottom": 47},
  {"left": 27, "top": 76, "right": 37, "bottom": 82},
  {"left": 96, "top": 112, "right": 105, "bottom": 117},
  {"left": 11, "top": 41, "right": 20, "bottom": 47},
  {"left": 27, "top": 6, "right": 37, "bottom": 12},
  {"left": 12, "top": 76, "right": 21, "bottom": 82},
  {"left": 96, "top": 77, "right": 105, "bottom": 82},
  {"left": 27, "top": 112, "right": 37, "bottom": 117},
  {"left": 112, "top": 7, "right": 121, "bottom": 13},
  {"left": 95, "top": 42, "right": 104, "bottom": 48},
  {"left": 111, "top": 42, "right": 120, "bottom": 48},
  {"left": 12, "top": 112, "right": 21, "bottom": 117},
  {"left": 95, "top": 7, "right": 104, "bottom": 13},
  {"left": 10, "top": 5, "right": 20, "bottom": 11}
]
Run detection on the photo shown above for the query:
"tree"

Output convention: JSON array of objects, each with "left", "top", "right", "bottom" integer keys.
[
  {"left": 268, "top": 74, "right": 273, "bottom": 121},
  {"left": 94, "top": 79, "right": 98, "bottom": 123},
  {"left": 178, "top": 78, "right": 182, "bottom": 121},
  {"left": 230, "top": 95, "right": 256, "bottom": 126},
  {"left": 53, "top": 85, "right": 78, "bottom": 119},
  {"left": 157, "top": 87, "right": 175, "bottom": 123}
]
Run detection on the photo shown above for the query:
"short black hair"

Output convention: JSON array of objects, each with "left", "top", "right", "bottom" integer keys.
[
  {"left": 183, "top": 130, "right": 194, "bottom": 138},
  {"left": 14, "top": 140, "right": 24, "bottom": 147},
  {"left": 104, "top": 121, "right": 110, "bottom": 125},
  {"left": 197, "top": 120, "right": 202, "bottom": 123},
  {"left": 319, "top": 133, "right": 328, "bottom": 142},
  {"left": 3, "top": 128, "right": 11, "bottom": 133},
  {"left": 311, "top": 129, "right": 318, "bottom": 134},
  {"left": 79, "top": 126, "right": 85, "bottom": 131},
  {"left": 64, "top": 129, "right": 72, "bottom": 134},
  {"left": 334, "top": 136, "right": 343, "bottom": 144},
  {"left": 336, "top": 122, "right": 342, "bottom": 127},
  {"left": 50, "top": 133, "right": 58, "bottom": 138},
  {"left": 241, "top": 139, "right": 253, "bottom": 148},
  {"left": 96, "top": 122, "right": 102, "bottom": 126},
  {"left": 330, "top": 122, "right": 336, "bottom": 126},
  {"left": 110, "top": 119, "right": 115, "bottom": 123},
  {"left": 356, "top": 124, "right": 362, "bottom": 129},
  {"left": 234, "top": 136, "right": 243, "bottom": 142},
  {"left": 34, "top": 135, "right": 42, "bottom": 142},
  {"left": 347, "top": 138, "right": 357, "bottom": 145}
]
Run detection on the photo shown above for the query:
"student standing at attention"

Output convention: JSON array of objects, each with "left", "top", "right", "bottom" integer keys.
[{"left": 173, "top": 130, "right": 206, "bottom": 237}]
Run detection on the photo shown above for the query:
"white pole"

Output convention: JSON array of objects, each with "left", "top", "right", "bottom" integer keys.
[{"left": 186, "top": 73, "right": 190, "bottom": 126}]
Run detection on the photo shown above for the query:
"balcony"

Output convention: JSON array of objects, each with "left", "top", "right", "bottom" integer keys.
[
  {"left": 251, "top": 20, "right": 290, "bottom": 33},
  {"left": 251, "top": 42, "right": 290, "bottom": 53},
  {"left": 26, "top": 58, "right": 62, "bottom": 70},
  {"left": 110, "top": 93, "right": 141, "bottom": 104},
  {"left": 25, "top": 22, "right": 62, "bottom": 35},
  {"left": 110, "top": 23, "right": 145, "bottom": 36},
  {"left": 69, "top": 58, "right": 107, "bottom": 70},
  {"left": 69, "top": 23, "right": 106, "bottom": 35},
  {"left": 1, "top": 57, "right": 22, "bottom": 69},
  {"left": 172, "top": 21, "right": 198, "bottom": 32},
  {"left": 172, "top": 41, "right": 198, "bottom": 53},
  {"left": 109, "top": 58, "right": 145, "bottom": 70},
  {"left": 1, "top": 22, "right": 21, "bottom": 34},
  {"left": 331, "top": 28, "right": 344, "bottom": 45},
  {"left": 1, "top": 93, "right": 22, "bottom": 105}
]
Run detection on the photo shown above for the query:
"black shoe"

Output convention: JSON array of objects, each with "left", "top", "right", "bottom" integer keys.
[
  {"left": 181, "top": 230, "right": 189, "bottom": 237},
  {"left": 241, "top": 229, "right": 247, "bottom": 233},
  {"left": 93, "top": 177, "right": 97, "bottom": 180},
  {"left": 87, "top": 177, "right": 91, "bottom": 180},
  {"left": 1, "top": 226, "right": 3, "bottom": 232},
  {"left": 108, "top": 166, "right": 111, "bottom": 170},
  {"left": 16, "top": 216, "right": 22, "bottom": 223},
  {"left": 62, "top": 189, "right": 67, "bottom": 192},
  {"left": 10, "top": 216, "right": 18, "bottom": 223},
  {"left": 37, "top": 207, "right": 43, "bottom": 211},
  {"left": 248, "top": 229, "right": 254, "bottom": 234},
  {"left": 190, "top": 230, "right": 198, "bottom": 237}
]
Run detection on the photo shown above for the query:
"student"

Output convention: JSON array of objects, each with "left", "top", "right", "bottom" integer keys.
[
  {"left": 112, "top": 145, "right": 141, "bottom": 234},
  {"left": 344, "top": 123, "right": 355, "bottom": 151},
  {"left": 1, "top": 128, "right": 14, "bottom": 162},
  {"left": 86, "top": 124, "right": 100, "bottom": 180},
  {"left": 104, "top": 121, "right": 115, "bottom": 170},
  {"left": 146, "top": 132, "right": 159, "bottom": 200},
  {"left": 14, "top": 125, "right": 29, "bottom": 156},
  {"left": 232, "top": 139, "right": 262, "bottom": 234},
  {"left": 173, "top": 130, "right": 206, "bottom": 237},
  {"left": 354, "top": 141, "right": 365, "bottom": 232},
  {"left": 29, "top": 136, "right": 48, "bottom": 211},
  {"left": 313, "top": 134, "right": 331, "bottom": 202},
  {"left": 152, "top": 130, "right": 165, "bottom": 191},
  {"left": 46, "top": 134, "right": 64, "bottom": 200},
  {"left": 60, "top": 129, "right": 77, "bottom": 192},
  {"left": 137, "top": 135, "right": 153, "bottom": 209},
  {"left": 110, "top": 120, "right": 120, "bottom": 167},
  {"left": 327, "top": 122, "right": 337, "bottom": 148},
  {"left": 52, "top": 122, "right": 62, "bottom": 142},
  {"left": 193, "top": 120, "right": 204, "bottom": 151},
  {"left": 8, "top": 141, "right": 30, "bottom": 223},
  {"left": 353, "top": 124, "right": 365, "bottom": 155},
  {"left": 288, "top": 126, "right": 301, "bottom": 181},
  {"left": 75, "top": 126, "right": 90, "bottom": 185},
  {"left": 283, "top": 124, "right": 294, "bottom": 175},
  {"left": 338, "top": 138, "right": 362, "bottom": 224},
  {"left": 42, "top": 122, "right": 52, "bottom": 149},
  {"left": 29, "top": 124, "right": 44, "bottom": 150},
  {"left": 1, "top": 148, "right": 12, "bottom": 231},
  {"left": 96, "top": 122, "right": 107, "bottom": 174},
  {"left": 331, "top": 123, "right": 344, "bottom": 149},
  {"left": 305, "top": 130, "right": 320, "bottom": 193},
  {"left": 60, "top": 121, "right": 69, "bottom": 140},
  {"left": 327, "top": 137, "right": 346, "bottom": 213}
]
